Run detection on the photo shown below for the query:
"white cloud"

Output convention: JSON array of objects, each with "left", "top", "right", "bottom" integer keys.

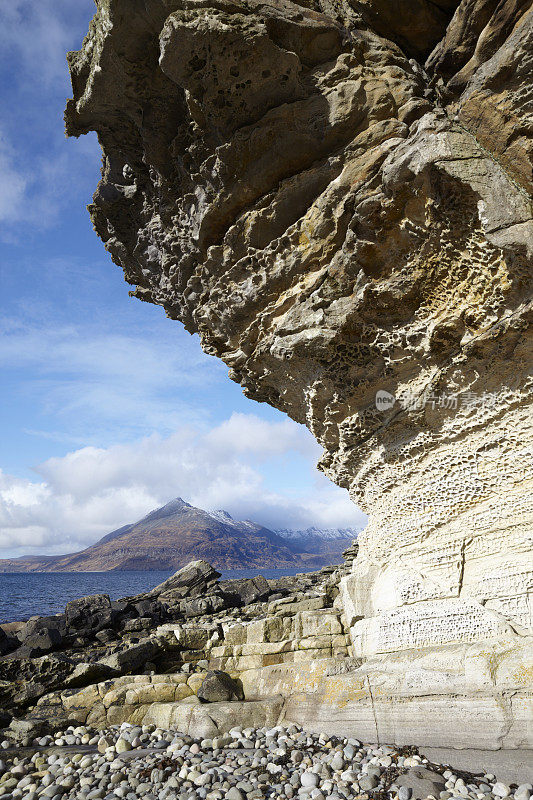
[
  {"left": 0, "top": 414, "right": 366, "bottom": 558},
  {"left": 205, "top": 414, "right": 318, "bottom": 459}
]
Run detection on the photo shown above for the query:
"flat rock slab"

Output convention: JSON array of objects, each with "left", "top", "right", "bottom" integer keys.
[
  {"left": 421, "top": 747, "right": 533, "bottom": 786},
  {"left": 143, "top": 695, "right": 284, "bottom": 738}
]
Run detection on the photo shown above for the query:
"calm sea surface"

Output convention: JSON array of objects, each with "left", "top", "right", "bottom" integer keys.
[{"left": 0, "top": 568, "right": 313, "bottom": 623}]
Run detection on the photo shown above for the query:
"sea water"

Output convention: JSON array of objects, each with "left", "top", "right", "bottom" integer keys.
[{"left": 0, "top": 568, "right": 314, "bottom": 622}]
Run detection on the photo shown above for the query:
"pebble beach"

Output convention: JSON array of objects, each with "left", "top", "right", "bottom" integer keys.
[{"left": 1, "top": 723, "right": 531, "bottom": 800}]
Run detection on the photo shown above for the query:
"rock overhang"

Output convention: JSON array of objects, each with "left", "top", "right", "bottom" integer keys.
[{"left": 64, "top": 0, "right": 533, "bottom": 749}]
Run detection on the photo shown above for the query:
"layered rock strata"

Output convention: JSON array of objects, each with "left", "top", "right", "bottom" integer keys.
[
  {"left": 26, "top": 573, "right": 531, "bottom": 756},
  {"left": 0, "top": 561, "right": 342, "bottom": 719},
  {"left": 65, "top": 0, "right": 533, "bottom": 751},
  {"left": 2, "top": 561, "right": 531, "bottom": 780}
]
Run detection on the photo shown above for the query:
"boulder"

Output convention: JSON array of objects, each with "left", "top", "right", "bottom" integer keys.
[
  {"left": 125, "top": 681, "right": 193, "bottom": 705},
  {"left": 65, "top": 594, "right": 115, "bottom": 637},
  {"left": 0, "top": 626, "right": 17, "bottom": 656},
  {"left": 63, "top": 661, "right": 120, "bottom": 689},
  {"left": 13, "top": 637, "right": 59, "bottom": 660},
  {"left": 98, "top": 638, "right": 162, "bottom": 674},
  {"left": 222, "top": 576, "right": 270, "bottom": 606},
  {"left": 16, "top": 615, "right": 65, "bottom": 652},
  {"left": 27, "top": 693, "right": 76, "bottom": 731},
  {"left": 125, "top": 617, "right": 153, "bottom": 632},
  {"left": 396, "top": 767, "right": 447, "bottom": 800},
  {"left": 0, "top": 653, "right": 75, "bottom": 710},
  {"left": 147, "top": 560, "right": 220, "bottom": 602},
  {"left": 16, "top": 616, "right": 64, "bottom": 656},
  {"left": 113, "top": 598, "right": 165, "bottom": 629},
  {"left": 197, "top": 670, "right": 245, "bottom": 703},
  {"left": 175, "top": 627, "right": 210, "bottom": 650},
  {"left": 111, "top": 599, "right": 130, "bottom": 616},
  {"left": 133, "top": 599, "right": 163, "bottom": 618},
  {"left": 8, "top": 717, "right": 48, "bottom": 742},
  {"left": 95, "top": 628, "right": 117, "bottom": 643},
  {"left": 181, "top": 594, "right": 229, "bottom": 617},
  {"left": 144, "top": 695, "right": 283, "bottom": 737},
  {"left": 186, "top": 672, "right": 208, "bottom": 694}
]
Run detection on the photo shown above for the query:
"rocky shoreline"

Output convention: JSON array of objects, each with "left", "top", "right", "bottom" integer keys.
[
  {"left": 1, "top": 555, "right": 531, "bottom": 794},
  {"left": 0, "top": 558, "right": 350, "bottom": 729}
]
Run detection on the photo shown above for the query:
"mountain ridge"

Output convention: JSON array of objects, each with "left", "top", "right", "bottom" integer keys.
[
  {"left": 274, "top": 526, "right": 360, "bottom": 556},
  {"left": 0, "top": 498, "right": 359, "bottom": 572},
  {"left": 275, "top": 526, "right": 361, "bottom": 541}
]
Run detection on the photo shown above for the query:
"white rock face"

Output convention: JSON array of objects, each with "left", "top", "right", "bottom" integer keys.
[{"left": 340, "top": 376, "right": 533, "bottom": 658}]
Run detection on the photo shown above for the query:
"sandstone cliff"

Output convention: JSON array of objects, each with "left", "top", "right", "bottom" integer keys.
[{"left": 65, "top": 0, "right": 532, "bottom": 753}]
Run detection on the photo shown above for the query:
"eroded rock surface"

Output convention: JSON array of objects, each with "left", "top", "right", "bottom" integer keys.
[{"left": 65, "top": 0, "right": 532, "bottom": 749}]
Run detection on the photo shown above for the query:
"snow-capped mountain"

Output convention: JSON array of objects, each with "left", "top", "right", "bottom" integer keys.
[
  {"left": 275, "top": 526, "right": 361, "bottom": 556},
  {"left": 0, "top": 498, "right": 363, "bottom": 572},
  {"left": 207, "top": 509, "right": 235, "bottom": 524},
  {"left": 275, "top": 526, "right": 362, "bottom": 541}
]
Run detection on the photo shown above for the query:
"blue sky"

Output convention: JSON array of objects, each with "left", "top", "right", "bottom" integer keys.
[{"left": 0, "top": 0, "right": 366, "bottom": 558}]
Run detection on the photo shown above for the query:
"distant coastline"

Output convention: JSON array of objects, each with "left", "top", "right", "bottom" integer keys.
[{"left": 0, "top": 496, "right": 359, "bottom": 574}]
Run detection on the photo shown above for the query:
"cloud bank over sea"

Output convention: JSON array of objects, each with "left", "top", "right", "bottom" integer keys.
[{"left": 0, "top": 414, "right": 366, "bottom": 558}]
